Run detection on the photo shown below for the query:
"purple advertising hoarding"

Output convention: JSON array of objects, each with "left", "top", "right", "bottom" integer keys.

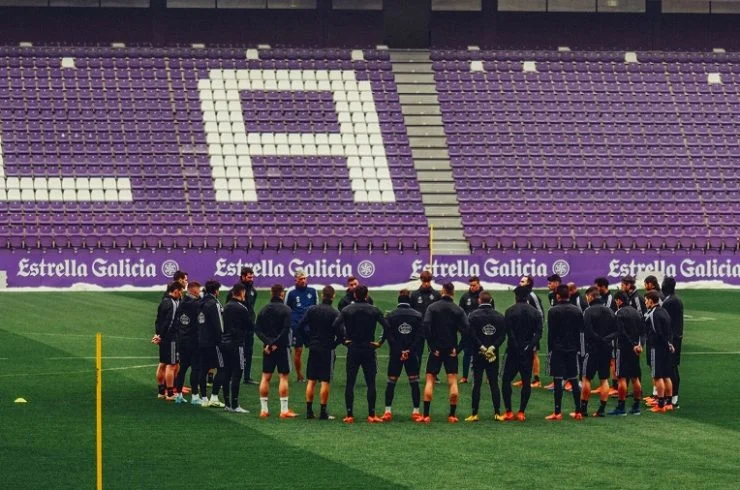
[{"left": 3, "top": 249, "right": 740, "bottom": 288}]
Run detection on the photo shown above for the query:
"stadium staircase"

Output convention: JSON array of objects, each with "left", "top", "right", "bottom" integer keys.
[{"left": 390, "top": 49, "right": 469, "bottom": 255}]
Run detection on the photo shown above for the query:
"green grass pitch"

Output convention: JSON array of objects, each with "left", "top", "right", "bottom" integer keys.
[{"left": 1, "top": 289, "right": 739, "bottom": 489}]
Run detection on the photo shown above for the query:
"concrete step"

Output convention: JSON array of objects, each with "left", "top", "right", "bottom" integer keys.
[
  {"left": 390, "top": 51, "right": 430, "bottom": 63},
  {"left": 431, "top": 229, "right": 466, "bottom": 240},
  {"left": 432, "top": 241, "right": 471, "bottom": 255},
  {"left": 396, "top": 84, "right": 437, "bottom": 94},
  {"left": 414, "top": 159, "right": 452, "bottom": 171},
  {"left": 422, "top": 193, "right": 458, "bottom": 205},
  {"left": 398, "top": 94, "right": 439, "bottom": 105},
  {"left": 408, "top": 136, "right": 448, "bottom": 148},
  {"left": 419, "top": 182, "right": 457, "bottom": 193},
  {"left": 402, "top": 105, "right": 441, "bottom": 116},
  {"left": 404, "top": 115, "right": 443, "bottom": 126},
  {"left": 393, "top": 73, "right": 436, "bottom": 84},
  {"left": 428, "top": 217, "right": 463, "bottom": 228},
  {"left": 391, "top": 62, "right": 433, "bottom": 73},
  {"left": 416, "top": 170, "right": 453, "bottom": 182},
  {"left": 425, "top": 205, "right": 461, "bottom": 217},
  {"left": 412, "top": 148, "right": 449, "bottom": 159},
  {"left": 406, "top": 125, "right": 445, "bottom": 136}
]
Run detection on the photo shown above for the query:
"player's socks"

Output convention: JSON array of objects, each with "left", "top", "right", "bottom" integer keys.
[
  {"left": 423, "top": 401, "right": 431, "bottom": 417},
  {"left": 385, "top": 380, "right": 396, "bottom": 407},
  {"left": 449, "top": 404, "right": 457, "bottom": 417},
  {"left": 581, "top": 400, "right": 589, "bottom": 414},
  {"left": 597, "top": 400, "right": 607, "bottom": 415},
  {"left": 320, "top": 404, "right": 328, "bottom": 417},
  {"left": 346, "top": 407, "right": 354, "bottom": 418},
  {"left": 553, "top": 380, "right": 563, "bottom": 414},
  {"left": 368, "top": 408, "right": 376, "bottom": 417},
  {"left": 410, "top": 380, "right": 420, "bottom": 408},
  {"left": 166, "top": 387, "right": 174, "bottom": 397},
  {"left": 306, "top": 402, "right": 314, "bottom": 418},
  {"left": 158, "top": 384, "right": 165, "bottom": 396},
  {"left": 260, "top": 397, "right": 269, "bottom": 413},
  {"left": 280, "top": 397, "right": 289, "bottom": 413},
  {"left": 658, "top": 397, "right": 665, "bottom": 408}
]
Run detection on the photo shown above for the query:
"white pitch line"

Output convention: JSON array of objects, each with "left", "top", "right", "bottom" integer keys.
[
  {"left": 22, "top": 332, "right": 147, "bottom": 341},
  {"left": 0, "top": 364, "right": 157, "bottom": 378},
  {"left": 49, "top": 356, "right": 158, "bottom": 360}
]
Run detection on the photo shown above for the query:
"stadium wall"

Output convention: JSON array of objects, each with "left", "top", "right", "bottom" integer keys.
[
  {"left": 0, "top": 6, "right": 736, "bottom": 50},
  {"left": 3, "top": 250, "right": 740, "bottom": 289}
]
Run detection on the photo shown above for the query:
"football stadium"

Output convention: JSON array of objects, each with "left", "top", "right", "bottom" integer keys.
[{"left": 0, "top": 1, "right": 739, "bottom": 489}]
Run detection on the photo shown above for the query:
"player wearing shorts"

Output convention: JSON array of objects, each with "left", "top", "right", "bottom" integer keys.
[
  {"left": 154, "top": 281, "right": 183, "bottom": 401},
  {"left": 465, "top": 292, "right": 507, "bottom": 422},
  {"left": 608, "top": 291, "right": 644, "bottom": 416},
  {"left": 418, "top": 283, "right": 469, "bottom": 424},
  {"left": 332, "top": 285, "right": 389, "bottom": 424},
  {"left": 545, "top": 285, "right": 583, "bottom": 420},
  {"left": 380, "top": 289, "right": 424, "bottom": 421},
  {"left": 579, "top": 287, "right": 617, "bottom": 417},
  {"left": 502, "top": 287, "right": 543, "bottom": 421},
  {"left": 645, "top": 291, "right": 676, "bottom": 413},
  {"left": 256, "top": 284, "right": 297, "bottom": 419},
  {"left": 285, "top": 270, "right": 317, "bottom": 382},
  {"left": 299, "top": 286, "right": 341, "bottom": 420}
]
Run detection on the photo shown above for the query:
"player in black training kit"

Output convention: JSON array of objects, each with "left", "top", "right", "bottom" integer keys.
[
  {"left": 661, "top": 277, "right": 684, "bottom": 408},
  {"left": 578, "top": 287, "right": 617, "bottom": 417},
  {"left": 332, "top": 285, "right": 390, "bottom": 424},
  {"left": 173, "top": 281, "right": 203, "bottom": 405},
  {"left": 502, "top": 287, "right": 543, "bottom": 421},
  {"left": 226, "top": 267, "right": 258, "bottom": 385},
  {"left": 337, "top": 276, "right": 374, "bottom": 311},
  {"left": 458, "top": 276, "right": 486, "bottom": 384},
  {"left": 607, "top": 291, "right": 644, "bottom": 416},
  {"left": 380, "top": 289, "right": 425, "bottom": 421},
  {"left": 517, "top": 275, "right": 545, "bottom": 388},
  {"left": 645, "top": 291, "right": 676, "bottom": 413},
  {"left": 465, "top": 292, "right": 507, "bottom": 422},
  {"left": 256, "top": 284, "right": 298, "bottom": 419},
  {"left": 568, "top": 282, "right": 588, "bottom": 312},
  {"left": 545, "top": 285, "right": 584, "bottom": 420},
  {"left": 198, "top": 281, "right": 227, "bottom": 407},
  {"left": 418, "top": 283, "right": 469, "bottom": 424},
  {"left": 299, "top": 285, "right": 341, "bottom": 420},
  {"left": 410, "top": 270, "right": 441, "bottom": 366},
  {"left": 220, "top": 283, "right": 253, "bottom": 413},
  {"left": 154, "top": 281, "right": 184, "bottom": 401}
]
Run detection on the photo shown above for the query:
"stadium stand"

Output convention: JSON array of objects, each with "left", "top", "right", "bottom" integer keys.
[
  {"left": 0, "top": 46, "right": 428, "bottom": 253},
  {"left": 433, "top": 49, "right": 739, "bottom": 252}
]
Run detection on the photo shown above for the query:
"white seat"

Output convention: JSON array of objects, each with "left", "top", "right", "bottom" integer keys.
[
  {"left": 315, "top": 70, "right": 329, "bottom": 80},
  {"left": 303, "top": 144, "right": 317, "bottom": 156},
  {"left": 369, "top": 134, "right": 383, "bottom": 145},
  {"left": 381, "top": 190, "right": 395, "bottom": 202},
  {"left": 365, "top": 179, "right": 379, "bottom": 191},
  {"left": 212, "top": 167, "right": 226, "bottom": 179},
  {"left": 239, "top": 167, "right": 254, "bottom": 178},
  {"left": 206, "top": 133, "right": 221, "bottom": 145},
  {"left": 276, "top": 144, "right": 290, "bottom": 154},
  {"left": 117, "top": 179, "right": 131, "bottom": 190},
  {"left": 21, "top": 189, "right": 35, "bottom": 201},
  {"left": 354, "top": 190, "right": 368, "bottom": 202},
  {"left": 349, "top": 168, "right": 362, "bottom": 179},
  {"left": 104, "top": 189, "right": 118, "bottom": 202},
  {"left": 344, "top": 145, "right": 358, "bottom": 156},
  {"left": 360, "top": 91, "right": 374, "bottom": 102},
  {"left": 227, "top": 179, "right": 241, "bottom": 191},
  {"left": 209, "top": 69, "right": 223, "bottom": 80},
  {"left": 367, "top": 190, "right": 382, "bottom": 202},
  {"left": 220, "top": 133, "right": 234, "bottom": 144},
  {"left": 216, "top": 112, "right": 230, "bottom": 123},
  {"left": 233, "top": 133, "right": 247, "bottom": 145},
  {"left": 379, "top": 179, "right": 393, "bottom": 190},
  {"left": 224, "top": 155, "right": 238, "bottom": 167},
  {"left": 236, "top": 70, "right": 250, "bottom": 80},
  {"left": 250, "top": 79, "right": 264, "bottom": 90},
  {"left": 6, "top": 177, "right": 20, "bottom": 189},
  {"left": 241, "top": 179, "right": 255, "bottom": 190},
  {"left": 288, "top": 134, "right": 302, "bottom": 145},
  {"left": 202, "top": 111, "right": 216, "bottom": 122},
  {"left": 330, "top": 145, "right": 344, "bottom": 156},
  {"left": 226, "top": 167, "right": 239, "bottom": 179},
  {"left": 218, "top": 121, "right": 231, "bottom": 133},
  {"left": 76, "top": 189, "right": 90, "bottom": 201},
  {"left": 360, "top": 156, "right": 374, "bottom": 168},
  {"left": 214, "top": 101, "right": 228, "bottom": 112},
  {"left": 262, "top": 144, "right": 277, "bottom": 155},
  {"left": 229, "top": 111, "right": 242, "bottom": 123},
  {"left": 317, "top": 80, "right": 331, "bottom": 91},
  {"left": 229, "top": 190, "right": 244, "bottom": 201},
  {"left": 103, "top": 178, "right": 117, "bottom": 190},
  {"left": 197, "top": 79, "right": 211, "bottom": 90},
  {"left": 228, "top": 100, "right": 241, "bottom": 112},
  {"left": 376, "top": 168, "right": 390, "bottom": 179},
  {"left": 329, "top": 70, "right": 343, "bottom": 81},
  {"left": 90, "top": 189, "right": 105, "bottom": 201},
  {"left": 237, "top": 79, "right": 251, "bottom": 90},
  {"left": 276, "top": 70, "right": 289, "bottom": 81},
  {"left": 7, "top": 188, "right": 21, "bottom": 200},
  {"left": 316, "top": 144, "right": 331, "bottom": 155},
  {"left": 213, "top": 89, "right": 226, "bottom": 100},
  {"left": 274, "top": 134, "right": 288, "bottom": 144},
  {"left": 346, "top": 156, "right": 361, "bottom": 168},
  {"left": 351, "top": 179, "right": 365, "bottom": 191},
  {"left": 222, "top": 70, "right": 236, "bottom": 80},
  {"left": 365, "top": 112, "right": 379, "bottom": 124},
  {"left": 349, "top": 101, "right": 363, "bottom": 113},
  {"left": 237, "top": 156, "right": 251, "bottom": 167},
  {"left": 304, "top": 80, "right": 318, "bottom": 90},
  {"left": 354, "top": 134, "right": 368, "bottom": 145},
  {"left": 289, "top": 144, "right": 304, "bottom": 156},
  {"left": 89, "top": 178, "right": 103, "bottom": 190},
  {"left": 347, "top": 91, "right": 360, "bottom": 102},
  {"left": 362, "top": 167, "right": 376, "bottom": 179},
  {"left": 235, "top": 144, "right": 249, "bottom": 155},
  {"left": 371, "top": 145, "right": 385, "bottom": 157},
  {"left": 331, "top": 80, "right": 344, "bottom": 91},
  {"left": 213, "top": 179, "right": 228, "bottom": 191},
  {"left": 33, "top": 178, "right": 48, "bottom": 190},
  {"left": 201, "top": 100, "right": 215, "bottom": 112},
  {"left": 224, "top": 80, "right": 238, "bottom": 90},
  {"left": 243, "top": 189, "right": 258, "bottom": 201},
  {"left": 210, "top": 155, "right": 224, "bottom": 167},
  {"left": 264, "top": 80, "right": 278, "bottom": 90},
  {"left": 351, "top": 112, "right": 366, "bottom": 123},
  {"left": 277, "top": 80, "right": 291, "bottom": 90},
  {"left": 215, "top": 190, "right": 230, "bottom": 201},
  {"left": 344, "top": 80, "right": 358, "bottom": 91},
  {"left": 358, "top": 145, "right": 372, "bottom": 157},
  {"left": 222, "top": 144, "right": 236, "bottom": 156},
  {"left": 204, "top": 121, "right": 218, "bottom": 133},
  {"left": 342, "top": 71, "right": 356, "bottom": 81},
  {"left": 47, "top": 178, "right": 61, "bottom": 190},
  {"left": 48, "top": 189, "right": 63, "bottom": 201},
  {"left": 119, "top": 189, "right": 133, "bottom": 201}
]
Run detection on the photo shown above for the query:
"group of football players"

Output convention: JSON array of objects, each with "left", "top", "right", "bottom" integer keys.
[{"left": 151, "top": 267, "right": 684, "bottom": 423}]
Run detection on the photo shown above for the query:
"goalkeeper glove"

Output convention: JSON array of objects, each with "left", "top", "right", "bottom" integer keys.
[{"left": 485, "top": 345, "right": 496, "bottom": 363}]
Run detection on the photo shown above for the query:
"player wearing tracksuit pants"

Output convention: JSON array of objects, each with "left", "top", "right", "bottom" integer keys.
[
  {"left": 466, "top": 292, "right": 507, "bottom": 421},
  {"left": 221, "top": 283, "right": 253, "bottom": 413}
]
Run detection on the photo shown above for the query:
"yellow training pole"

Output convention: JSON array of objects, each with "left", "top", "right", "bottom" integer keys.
[
  {"left": 428, "top": 225, "right": 434, "bottom": 268},
  {"left": 96, "top": 333, "right": 103, "bottom": 490}
]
